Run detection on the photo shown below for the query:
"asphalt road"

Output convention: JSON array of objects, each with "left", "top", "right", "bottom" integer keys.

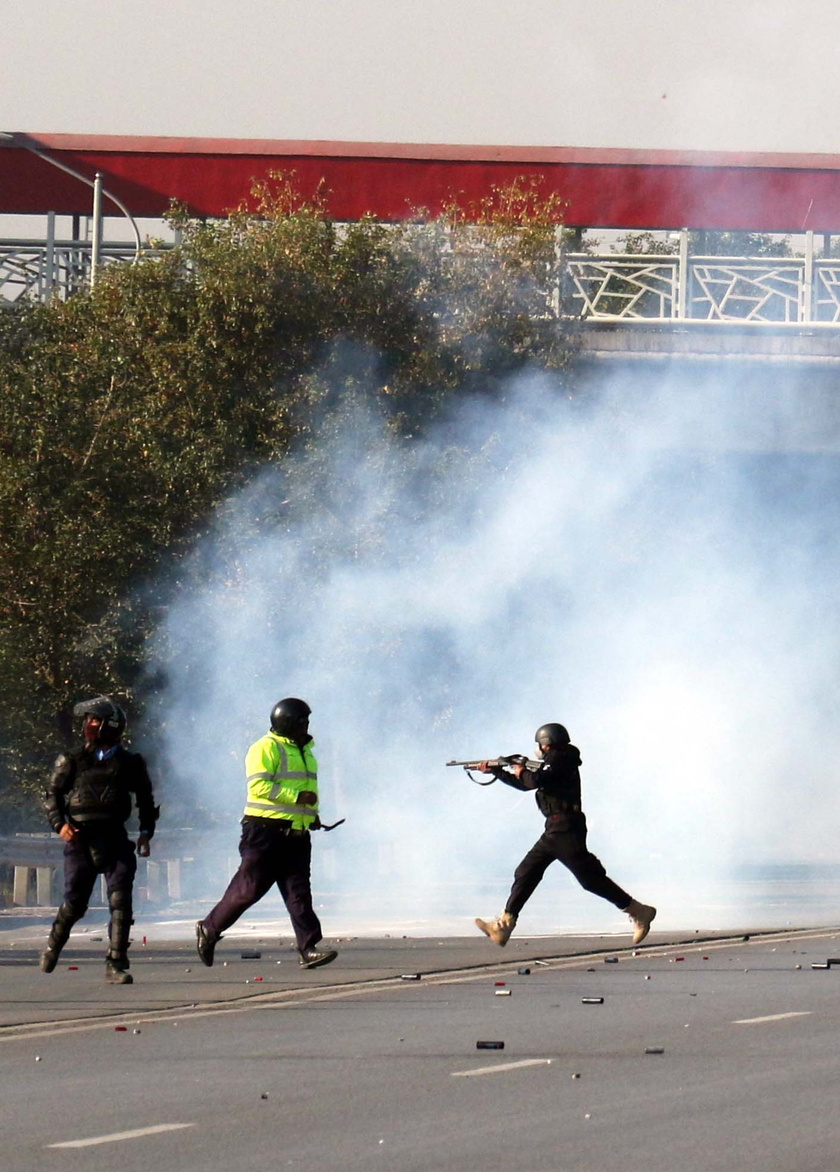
[{"left": 2, "top": 925, "right": 840, "bottom": 1172}]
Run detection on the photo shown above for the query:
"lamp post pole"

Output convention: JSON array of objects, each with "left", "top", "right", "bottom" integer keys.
[{"left": 90, "top": 173, "right": 103, "bottom": 288}]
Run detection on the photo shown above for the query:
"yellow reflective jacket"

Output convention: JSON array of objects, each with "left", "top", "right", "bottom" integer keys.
[{"left": 243, "top": 732, "right": 318, "bottom": 831}]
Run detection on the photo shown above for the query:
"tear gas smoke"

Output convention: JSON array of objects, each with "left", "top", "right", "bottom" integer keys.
[{"left": 144, "top": 362, "right": 840, "bottom": 934}]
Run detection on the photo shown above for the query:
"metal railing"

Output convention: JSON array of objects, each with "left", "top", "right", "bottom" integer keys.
[
  {"left": 564, "top": 237, "right": 840, "bottom": 325},
  {"left": 0, "top": 239, "right": 164, "bottom": 304},
  {"left": 4, "top": 230, "right": 840, "bottom": 326}
]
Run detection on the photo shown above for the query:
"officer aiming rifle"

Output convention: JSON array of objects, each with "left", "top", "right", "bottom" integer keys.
[
  {"left": 447, "top": 755, "right": 542, "bottom": 785},
  {"left": 455, "top": 722, "right": 657, "bottom": 949}
]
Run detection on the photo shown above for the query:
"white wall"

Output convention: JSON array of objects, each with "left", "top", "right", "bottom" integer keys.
[{"left": 3, "top": 1, "right": 840, "bottom": 153}]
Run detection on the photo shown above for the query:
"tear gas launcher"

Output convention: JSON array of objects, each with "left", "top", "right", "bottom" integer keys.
[{"left": 446, "top": 755, "right": 542, "bottom": 785}]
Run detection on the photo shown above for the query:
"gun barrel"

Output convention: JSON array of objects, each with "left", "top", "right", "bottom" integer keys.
[
  {"left": 445, "top": 755, "right": 542, "bottom": 770},
  {"left": 447, "top": 758, "right": 514, "bottom": 773}
]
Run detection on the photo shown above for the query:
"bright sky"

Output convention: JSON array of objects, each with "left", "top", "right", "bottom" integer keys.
[{"left": 4, "top": 0, "right": 840, "bottom": 153}]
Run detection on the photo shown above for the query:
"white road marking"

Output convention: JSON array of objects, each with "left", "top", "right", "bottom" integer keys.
[
  {"left": 47, "top": 1123, "right": 195, "bottom": 1148},
  {"left": 732, "top": 1011, "right": 812, "bottom": 1025},
  {"left": 451, "top": 1058, "right": 552, "bottom": 1077}
]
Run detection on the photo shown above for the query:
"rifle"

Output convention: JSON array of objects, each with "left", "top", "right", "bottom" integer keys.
[{"left": 446, "top": 755, "right": 542, "bottom": 785}]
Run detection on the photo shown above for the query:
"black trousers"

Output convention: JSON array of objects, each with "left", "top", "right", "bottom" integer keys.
[
  {"left": 505, "top": 813, "right": 631, "bottom": 919},
  {"left": 62, "top": 830, "right": 137, "bottom": 915},
  {"left": 204, "top": 818, "right": 323, "bottom": 952}
]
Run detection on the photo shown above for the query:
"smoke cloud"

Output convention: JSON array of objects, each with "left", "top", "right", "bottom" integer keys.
[{"left": 144, "top": 358, "right": 840, "bottom": 935}]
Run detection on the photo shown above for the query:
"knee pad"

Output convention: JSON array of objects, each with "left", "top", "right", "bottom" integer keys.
[
  {"left": 108, "top": 888, "right": 131, "bottom": 913},
  {"left": 59, "top": 900, "right": 86, "bottom": 924}
]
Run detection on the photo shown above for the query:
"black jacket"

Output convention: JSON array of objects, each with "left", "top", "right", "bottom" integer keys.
[
  {"left": 44, "top": 744, "right": 159, "bottom": 837},
  {"left": 495, "top": 745, "right": 583, "bottom": 817}
]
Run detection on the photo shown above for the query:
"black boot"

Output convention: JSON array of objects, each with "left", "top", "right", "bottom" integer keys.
[
  {"left": 40, "top": 903, "right": 78, "bottom": 973},
  {"left": 107, "top": 890, "right": 133, "bottom": 984},
  {"left": 105, "top": 951, "right": 133, "bottom": 984},
  {"left": 196, "top": 921, "right": 221, "bottom": 967},
  {"left": 299, "top": 947, "right": 338, "bottom": 970}
]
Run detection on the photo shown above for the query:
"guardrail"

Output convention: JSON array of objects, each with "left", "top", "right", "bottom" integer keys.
[
  {"left": 0, "top": 239, "right": 169, "bottom": 304},
  {"left": 4, "top": 232, "right": 840, "bottom": 326},
  {"left": 564, "top": 252, "right": 840, "bottom": 324}
]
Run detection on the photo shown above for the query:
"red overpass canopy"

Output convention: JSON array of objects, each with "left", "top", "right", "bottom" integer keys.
[{"left": 2, "top": 133, "right": 840, "bottom": 232}]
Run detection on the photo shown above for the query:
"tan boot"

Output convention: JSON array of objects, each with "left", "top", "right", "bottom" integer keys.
[
  {"left": 475, "top": 911, "right": 517, "bottom": 947},
  {"left": 625, "top": 899, "right": 656, "bottom": 945}
]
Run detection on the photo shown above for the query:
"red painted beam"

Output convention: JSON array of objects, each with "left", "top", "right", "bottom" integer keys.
[{"left": 2, "top": 135, "right": 840, "bottom": 231}]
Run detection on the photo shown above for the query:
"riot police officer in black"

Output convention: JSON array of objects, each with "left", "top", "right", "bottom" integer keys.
[
  {"left": 474, "top": 723, "right": 656, "bottom": 947},
  {"left": 41, "top": 696, "right": 159, "bottom": 984}
]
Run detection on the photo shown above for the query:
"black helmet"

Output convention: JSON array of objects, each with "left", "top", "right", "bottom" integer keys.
[
  {"left": 270, "top": 697, "right": 312, "bottom": 737},
  {"left": 534, "top": 722, "right": 570, "bottom": 748},
  {"left": 73, "top": 695, "right": 127, "bottom": 736}
]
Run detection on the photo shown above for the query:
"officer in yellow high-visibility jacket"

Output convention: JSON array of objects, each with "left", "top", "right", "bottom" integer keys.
[{"left": 195, "top": 698, "right": 337, "bottom": 970}]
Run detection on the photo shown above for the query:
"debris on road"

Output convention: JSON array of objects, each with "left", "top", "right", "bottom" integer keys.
[
  {"left": 401, "top": 974, "right": 421, "bottom": 981},
  {"left": 644, "top": 1046, "right": 664, "bottom": 1054},
  {"left": 495, "top": 989, "right": 512, "bottom": 997},
  {"left": 241, "top": 951, "right": 262, "bottom": 960},
  {"left": 518, "top": 967, "right": 531, "bottom": 975},
  {"left": 476, "top": 1041, "right": 504, "bottom": 1049},
  {"left": 582, "top": 997, "right": 604, "bottom": 1004}
]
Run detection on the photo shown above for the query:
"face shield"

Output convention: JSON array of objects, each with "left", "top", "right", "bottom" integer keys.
[{"left": 75, "top": 697, "right": 126, "bottom": 744}]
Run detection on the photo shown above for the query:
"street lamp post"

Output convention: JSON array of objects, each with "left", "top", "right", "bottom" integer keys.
[
  {"left": 90, "top": 172, "right": 103, "bottom": 288},
  {"left": 0, "top": 131, "right": 142, "bottom": 292}
]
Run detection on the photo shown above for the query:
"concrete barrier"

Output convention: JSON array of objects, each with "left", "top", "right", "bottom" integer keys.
[{"left": 0, "top": 831, "right": 216, "bottom": 907}]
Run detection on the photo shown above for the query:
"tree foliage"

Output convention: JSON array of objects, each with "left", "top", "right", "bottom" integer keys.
[
  {"left": 616, "top": 230, "right": 793, "bottom": 258},
  {"left": 0, "top": 177, "right": 572, "bottom": 827}
]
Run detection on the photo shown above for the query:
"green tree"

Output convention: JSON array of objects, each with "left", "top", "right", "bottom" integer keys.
[
  {"left": 689, "top": 230, "right": 792, "bottom": 258},
  {"left": 0, "top": 177, "right": 572, "bottom": 827}
]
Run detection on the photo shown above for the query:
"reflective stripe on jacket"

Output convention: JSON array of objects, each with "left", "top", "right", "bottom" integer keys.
[{"left": 243, "top": 732, "right": 318, "bottom": 830}]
